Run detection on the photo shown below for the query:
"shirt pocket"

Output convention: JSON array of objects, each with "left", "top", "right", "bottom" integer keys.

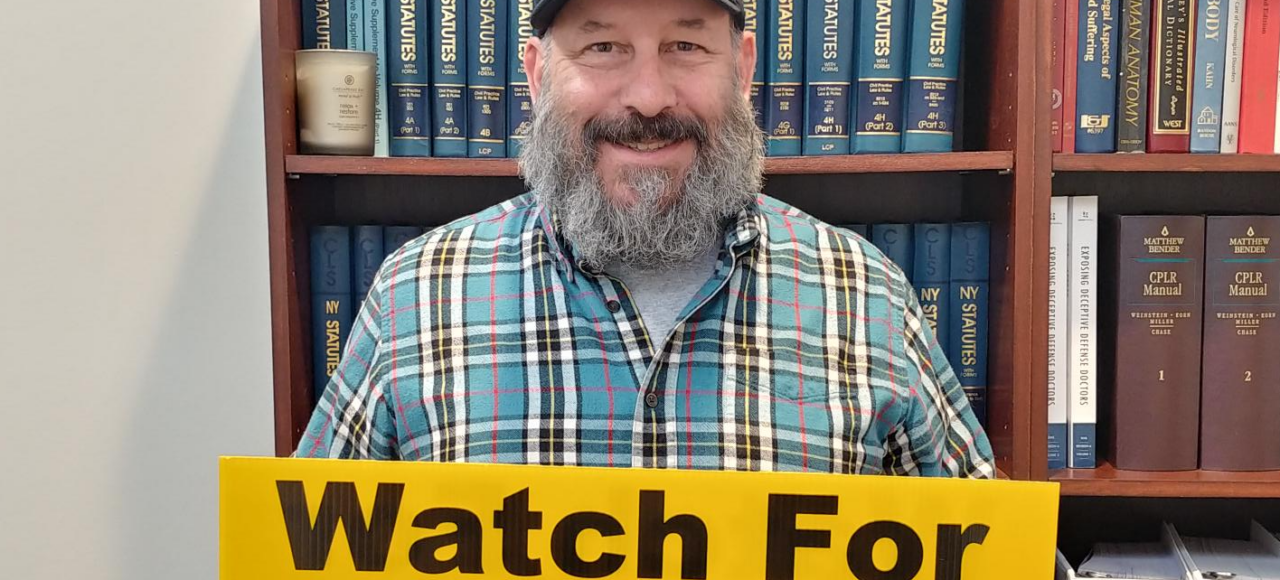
[{"left": 731, "top": 345, "right": 832, "bottom": 404}]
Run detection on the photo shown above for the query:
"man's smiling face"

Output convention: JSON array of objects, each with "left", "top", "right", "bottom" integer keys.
[{"left": 517, "top": 0, "right": 765, "bottom": 267}]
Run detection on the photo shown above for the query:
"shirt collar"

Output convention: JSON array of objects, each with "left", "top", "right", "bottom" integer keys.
[{"left": 534, "top": 195, "right": 764, "bottom": 279}]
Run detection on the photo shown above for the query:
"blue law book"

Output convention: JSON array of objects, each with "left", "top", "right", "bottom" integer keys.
[
  {"left": 384, "top": 226, "right": 424, "bottom": 255},
  {"left": 852, "top": 0, "right": 910, "bottom": 153},
  {"left": 903, "top": 0, "right": 965, "bottom": 152},
  {"left": 366, "top": 0, "right": 391, "bottom": 156},
  {"left": 303, "top": 0, "right": 349, "bottom": 49},
  {"left": 310, "top": 227, "right": 354, "bottom": 404},
  {"left": 507, "top": 0, "right": 534, "bottom": 156},
  {"left": 1074, "top": 0, "right": 1118, "bottom": 153},
  {"left": 467, "top": 0, "right": 507, "bottom": 158},
  {"left": 913, "top": 223, "right": 951, "bottom": 347},
  {"left": 352, "top": 226, "right": 385, "bottom": 303},
  {"left": 871, "top": 223, "right": 914, "bottom": 282},
  {"left": 432, "top": 0, "right": 468, "bottom": 157},
  {"left": 347, "top": 0, "right": 364, "bottom": 51},
  {"left": 746, "top": 0, "right": 770, "bottom": 130},
  {"left": 1191, "top": 0, "right": 1230, "bottom": 153},
  {"left": 803, "top": 0, "right": 854, "bottom": 155},
  {"left": 948, "top": 222, "right": 989, "bottom": 425},
  {"left": 389, "top": 0, "right": 432, "bottom": 157},
  {"left": 766, "top": 0, "right": 805, "bottom": 156}
]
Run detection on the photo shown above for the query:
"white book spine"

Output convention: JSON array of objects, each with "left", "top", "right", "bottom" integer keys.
[
  {"left": 1048, "top": 197, "right": 1071, "bottom": 470},
  {"left": 1068, "top": 196, "right": 1098, "bottom": 469},
  {"left": 1221, "top": 0, "right": 1247, "bottom": 153}
]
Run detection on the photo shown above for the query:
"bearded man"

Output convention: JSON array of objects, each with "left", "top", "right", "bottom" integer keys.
[{"left": 296, "top": 0, "right": 994, "bottom": 478}]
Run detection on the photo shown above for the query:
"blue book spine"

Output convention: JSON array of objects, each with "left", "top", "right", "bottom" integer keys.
[
  {"left": 352, "top": 226, "right": 385, "bottom": 302},
  {"left": 1074, "top": 0, "right": 1119, "bottom": 153},
  {"left": 347, "top": 0, "right": 364, "bottom": 51},
  {"left": 871, "top": 223, "right": 914, "bottom": 282},
  {"left": 1192, "top": 0, "right": 1228, "bottom": 153},
  {"left": 303, "top": 0, "right": 349, "bottom": 49},
  {"left": 903, "top": 0, "right": 965, "bottom": 152},
  {"left": 366, "top": 0, "right": 391, "bottom": 156},
  {"left": 912, "top": 223, "right": 951, "bottom": 347},
  {"left": 508, "top": 0, "right": 534, "bottom": 156},
  {"left": 853, "top": 0, "right": 909, "bottom": 153},
  {"left": 948, "top": 223, "right": 989, "bottom": 425},
  {"left": 804, "top": 0, "right": 854, "bottom": 155},
  {"left": 384, "top": 226, "right": 425, "bottom": 256},
  {"left": 432, "top": 0, "right": 468, "bottom": 157},
  {"left": 766, "top": 0, "right": 805, "bottom": 156},
  {"left": 467, "top": 0, "right": 507, "bottom": 157},
  {"left": 389, "top": 0, "right": 432, "bottom": 157},
  {"left": 747, "top": 0, "right": 770, "bottom": 130},
  {"left": 310, "top": 227, "right": 354, "bottom": 403}
]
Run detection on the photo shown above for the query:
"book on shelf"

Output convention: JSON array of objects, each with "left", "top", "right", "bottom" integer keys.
[
  {"left": 1058, "top": 522, "right": 1280, "bottom": 580},
  {"left": 948, "top": 222, "right": 989, "bottom": 424},
  {"left": 1200, "top": 216, "right": 1280, "bottom": 471},
  {"left": 303, "top": 0, "right": 351, "bottom": 50},
  {"left": 1068, "top": 196, "right": 1097, "bottom": 469},
  {"left": 353, "top": 226, "right": 385, "bottom": 303},
  {"left": 803, "top": 0, "right": 853, "bottom": 155},
  {"left": 1219, "top": 0, "right": 1246, "bottom": 153},
  {"left": 1148, "top": 0, "right": 1195, "bottom": 153},
  {"left": 389, "top": 0, "right": 432, "bottom": 157},
  {"left": 367, "top": 0, "right": 392, "bottom": 156},
  {"left": 913, "top": 223, "right": 951, "bottom": 349},
  {"left": 1190, "top": 0, "right": 1229, "bottom": 153},
  {"left": 466, "top": 0, "right": 507, "bottom": 158},
  {"left": 903, "top": 0, "right": 964, "bottom": 152},
  {"left": 1048, "top": 197, "right": 1070, "bottom": 470},
  {"left": 1110, "top": 215, "right": 1204, "bottom": 471},
  {"left": 871, "top": 223, "right": 913, "bottom": 283},
  {"left": 766, "top": 0, "right": 805, "bottom": 156},
  {"left": 746, "top": 0, "right": 768, "bottom": 130},
  {"left": 1238, "top": 0, "right": 1278, "bottom": 153},
  {"left": 1117, "top": 0, "right": 1150, "bottom": 153},
  {"left": 507, "top": 0, "right": 533, "bottom": 157},
  {"left": 432, "top": 0, "right": 468, "bottom": 157},
  {"left": 310, "top": 226, "right": 355, "bottom": 403},
  {"left": 1053, "top": 0, "right": 1068, "bottom": 153},
  {"left": 1074, "top": 0, "right": 1118, "bottom": 153},
  {"left": 1062, "top": 0, "right": 1081, "bottom": 153},
  {"left": 852, "top": 0, "right": 909, "bottom": 153}
]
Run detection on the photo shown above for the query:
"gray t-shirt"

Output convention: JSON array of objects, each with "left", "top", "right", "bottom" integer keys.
[{"left": 607, "top": 245, "right": 722, "bottom": 349}]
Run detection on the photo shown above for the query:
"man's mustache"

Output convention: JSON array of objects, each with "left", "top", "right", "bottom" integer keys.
[{"left": 582, "top": 112, "right": 710, "bottom": 149}]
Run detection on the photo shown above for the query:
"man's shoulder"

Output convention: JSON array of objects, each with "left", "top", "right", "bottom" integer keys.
[{"left": 752, "top": 194, "right": 910, "bottom": 285}]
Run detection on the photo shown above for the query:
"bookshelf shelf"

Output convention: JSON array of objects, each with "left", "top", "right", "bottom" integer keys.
[
  {"left": 1054, "top": 153, "right": 1280, "bottom": 173},
  {"left": 284, "top": 151, "right": 1016, "bottom": 177},
  {"left": 1052, "top": 462, "right": 1280, "bottom": 498}
]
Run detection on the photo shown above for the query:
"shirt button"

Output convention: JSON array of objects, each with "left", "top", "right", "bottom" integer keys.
[
  {"left": 606, "top": 300, "right": 621, "bottom": 313},
  {"left": 645, "top": 393, "right": 659, "bottom": 408}
]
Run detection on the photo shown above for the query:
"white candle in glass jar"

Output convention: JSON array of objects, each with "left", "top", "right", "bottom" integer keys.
[{"left": 295, "top": 49, "right": 376, "bottom": 155}]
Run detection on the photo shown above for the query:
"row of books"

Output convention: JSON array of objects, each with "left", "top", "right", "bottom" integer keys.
[
  {"left": 1054, "top": 0, "right": 1280, "bottom": 154},
  {"left": 1048, "top": 198, "right": 1279, "bottom": 471},
  {"left": 842, "top": 222, "right": 991, "bottom": 426},
  {"left": 1057, "top": 521, "right": 1280, "bottom": 579},
  {"left": 310, "top": 225, "right": 426, "bottom": 400},
  {"left": 299, "top": 0, "right": 968, "bottom": 158}
]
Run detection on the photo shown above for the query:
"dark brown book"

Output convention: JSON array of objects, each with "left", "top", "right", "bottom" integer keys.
[
  {"left": 1112, "top": 216, "right": 1205, "bottom": 471},
  {"left": 1201, "top": 217, "right": 1280, "bottom": 471}
]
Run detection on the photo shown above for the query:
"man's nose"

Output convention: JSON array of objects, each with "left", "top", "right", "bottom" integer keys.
[{"left": 619, "top": 53, "right": 678, "bottom": 118}]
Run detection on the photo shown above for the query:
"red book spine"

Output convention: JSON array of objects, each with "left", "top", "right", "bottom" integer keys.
[
  {"left": 1239, "top": 0, "right": 1280, "bottom": 153},
  {"left": 1053, "top": 0, "right": 1067, "bottom": 152},
  {"left": 1063, "top": 0, "right": 1081, "bottom": 153},
  {"left": 1148, "top": 0, "right": 1196, "bottom": 153}
]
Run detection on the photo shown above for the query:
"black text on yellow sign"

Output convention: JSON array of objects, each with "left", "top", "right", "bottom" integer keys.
[{"left": 221, "top": 458, "right": 1059, "bottom": 580}]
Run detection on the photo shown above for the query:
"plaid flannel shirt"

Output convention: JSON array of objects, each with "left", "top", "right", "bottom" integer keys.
[{"left": 297, "top": 193, "right": 995, "bottom": 477}]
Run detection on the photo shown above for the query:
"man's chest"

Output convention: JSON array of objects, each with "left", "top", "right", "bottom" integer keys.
[{"left": 382, "top": 261, "right": 914, "bottom": 474}]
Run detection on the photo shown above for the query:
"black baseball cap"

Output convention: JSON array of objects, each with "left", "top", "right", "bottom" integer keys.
[{"left": 531, "top": 0, "right": 746, "bottom": 37}]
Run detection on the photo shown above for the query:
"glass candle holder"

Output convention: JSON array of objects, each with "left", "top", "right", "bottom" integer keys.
[{"left": 295, "top": 49, "right": 376, "bottom": 155}]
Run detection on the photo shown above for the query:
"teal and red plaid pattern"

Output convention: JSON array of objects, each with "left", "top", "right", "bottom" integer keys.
[{"left": 296, "top": 193, "right": 994, "bottom": 477}]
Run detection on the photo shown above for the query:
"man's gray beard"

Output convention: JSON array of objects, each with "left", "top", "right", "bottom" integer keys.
[{"left": 518, "top": 75, "right": 764, "bottom": 269}]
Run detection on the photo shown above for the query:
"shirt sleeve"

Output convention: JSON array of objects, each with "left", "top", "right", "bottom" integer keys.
[
  {"left": 294, "top": 278, "right": 398, "bottom": 460},
  {"left": 886, "top": 278, "right": 996, "bottom": 479}
]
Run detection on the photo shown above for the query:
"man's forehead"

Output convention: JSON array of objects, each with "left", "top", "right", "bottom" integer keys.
[
  {"left": 546, "top": 0, "right": 736, "bottom": 35},
  {"left": 574, "top": 16, "right": 712, "bottom": 34}
]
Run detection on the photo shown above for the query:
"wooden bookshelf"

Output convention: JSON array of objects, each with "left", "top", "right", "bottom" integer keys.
[
  {"left": 1055, "top": 153, "right": 1280, "bottom": 172},
  {"left": 1052, "top": 462, "right": 1280, "bottom": 498},
  {"left": 286, "top": 151, "right": 1016, "bottom": 177}
]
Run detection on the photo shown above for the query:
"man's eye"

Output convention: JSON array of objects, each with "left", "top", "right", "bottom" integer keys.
[
  {"left": 675, "top": 41, "right": 700, "bottom": 52},
  {"left": 589, "top": 42, "right": 614, "bottom": 53}
]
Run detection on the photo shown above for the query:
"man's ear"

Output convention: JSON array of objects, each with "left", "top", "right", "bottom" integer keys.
[
  {"left": 737, "top": 31, "right": 757, "bottom": 100},
  {"left": 526, "top": 35, "right": 546, "bottom": 103}
]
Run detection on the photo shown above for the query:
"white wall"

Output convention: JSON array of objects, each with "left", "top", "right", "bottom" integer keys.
[{"left": 0, "top": 1, "right": 273, "bottom": 578}]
